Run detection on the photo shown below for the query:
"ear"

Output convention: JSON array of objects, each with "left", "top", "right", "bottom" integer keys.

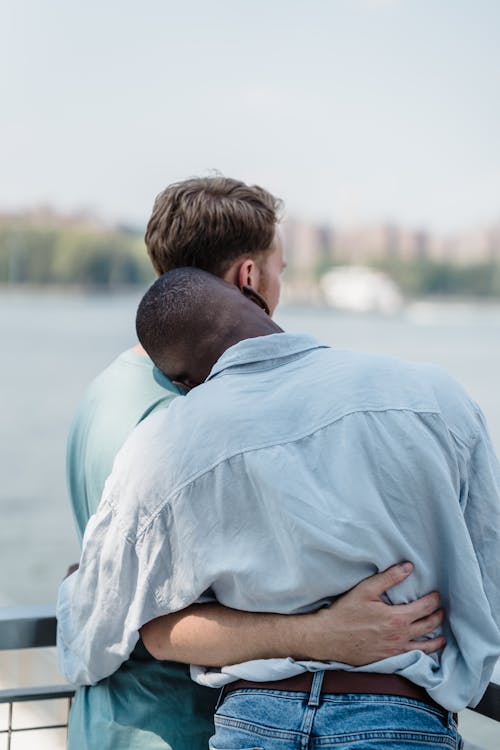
[{"left": 235, "top": 258, "right": 258, "bottom": 290}]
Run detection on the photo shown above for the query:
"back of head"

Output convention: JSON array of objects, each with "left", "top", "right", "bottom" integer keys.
[
  {"left": 145, "top": 176, "right": 282, "bottom": 277},
  {"left": 136, "top": 267, "right": 280, "bottom": 387}
]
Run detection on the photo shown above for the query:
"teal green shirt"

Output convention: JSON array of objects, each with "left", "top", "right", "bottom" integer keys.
[
  {"left": 68, "top": 349, "right": 181, "bottom": 540},
  {"left": 66, "top": 348, "right": 217, "bottom": 749}
]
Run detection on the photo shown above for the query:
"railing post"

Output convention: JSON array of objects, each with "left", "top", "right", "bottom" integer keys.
[{"left": 7, "top": 701, "right": 12, "bottom": 750}]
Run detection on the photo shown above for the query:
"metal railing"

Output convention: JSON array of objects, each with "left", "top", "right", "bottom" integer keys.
[
  {"left": 0, "top": 605, "right": 75, "bottom": 748},
  {"left": 473, "top": 680, "right": 500, "bottom": 722},
  {"left": 1, "top": 605, "right": 499, "bottom": 747}
]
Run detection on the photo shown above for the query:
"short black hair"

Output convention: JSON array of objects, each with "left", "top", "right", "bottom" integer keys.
[{"left": 135, "top": 267, "right": 237, "bottom": 379}]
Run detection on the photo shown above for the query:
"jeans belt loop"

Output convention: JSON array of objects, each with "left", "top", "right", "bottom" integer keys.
[{"left": 307, "top": 670, "right": 325, "bottom": 707}]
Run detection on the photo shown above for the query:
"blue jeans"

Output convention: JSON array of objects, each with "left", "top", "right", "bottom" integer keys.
[{"left": 209, "top": 672, "right": 462, "bottom": 749}]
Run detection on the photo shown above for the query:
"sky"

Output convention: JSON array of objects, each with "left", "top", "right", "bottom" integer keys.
[{"left": 1, "top": 0, "right": 499, "bottom": 232}]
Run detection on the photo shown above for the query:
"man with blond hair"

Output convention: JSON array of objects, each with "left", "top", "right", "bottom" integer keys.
[{"left": 65, "top": 176, "right": 445, "bottom": 750}]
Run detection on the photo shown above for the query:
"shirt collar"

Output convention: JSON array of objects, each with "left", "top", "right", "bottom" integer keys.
[{"left": 207, "top": 332, "right": 329, "bottom": 381}]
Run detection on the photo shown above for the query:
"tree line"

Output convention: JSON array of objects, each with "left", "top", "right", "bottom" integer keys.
[
  {"left": 1, "top": 220, "right": 500, "bottom": 297},
  {"left": 375, "top": 257, "right": 500, "bottom": 298},
  {"left": 0, "top": 222, "right": 153, "bottom": 287}
]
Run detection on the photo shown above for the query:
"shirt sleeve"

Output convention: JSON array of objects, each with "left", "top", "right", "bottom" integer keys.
[{"left": 56, "top": 464, "right": 213, "bottom": 686}]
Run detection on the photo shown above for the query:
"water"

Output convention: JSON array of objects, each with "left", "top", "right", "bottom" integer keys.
[{"left": 0, "top": 289, "right": 499, "bottom": 606}]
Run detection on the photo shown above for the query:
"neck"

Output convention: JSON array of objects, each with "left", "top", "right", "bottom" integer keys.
[
  {"left": 192, "top": 321, "right": 284, "bottom": 386},
  {"left": 132, "top": 343, "right": 149, "bottom": 358},
  {"left": 212, "top": 318, "right": 283, "bottom": 363}
]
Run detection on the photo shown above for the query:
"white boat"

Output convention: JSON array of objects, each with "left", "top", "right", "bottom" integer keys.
[{"left": 320, "top": 265, "right": 403, "bottom": 313}]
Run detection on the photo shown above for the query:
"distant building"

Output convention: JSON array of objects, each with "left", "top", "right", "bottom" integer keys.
[{"left": 282, "top": 217, "right": 500, "bottom": 281}]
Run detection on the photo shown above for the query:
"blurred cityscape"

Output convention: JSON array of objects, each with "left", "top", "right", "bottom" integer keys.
[
  {"left": 1, "top": 207, "right": 500, "bottom": 305},
  {"left": 283, "top": 217, "right": 500, "bottom": 303}
]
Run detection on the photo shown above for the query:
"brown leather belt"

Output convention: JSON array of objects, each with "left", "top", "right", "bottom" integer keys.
[{"left": 225, "top": 672, "right": 445, "bottom": 714}]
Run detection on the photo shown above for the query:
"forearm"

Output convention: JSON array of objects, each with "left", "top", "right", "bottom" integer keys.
[{"left": 141, "top": 603, "right": 310, "bottom": 665}]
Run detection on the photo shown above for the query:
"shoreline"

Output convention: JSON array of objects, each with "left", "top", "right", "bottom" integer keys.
[{"left": 2, "top": 281, "right": 500, "bottom": 305}]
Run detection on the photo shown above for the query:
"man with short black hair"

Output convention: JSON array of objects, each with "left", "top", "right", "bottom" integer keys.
[{"left": 60, "top": 267, "right": 500, "bottom": 749}]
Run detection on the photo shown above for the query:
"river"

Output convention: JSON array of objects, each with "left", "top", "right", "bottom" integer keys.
[{"left": 0, "top": 289, "right": 499, "bottom": 606}]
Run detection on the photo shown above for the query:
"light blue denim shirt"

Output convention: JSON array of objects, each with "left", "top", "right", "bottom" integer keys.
[{"left": 57, "top": 333, "right": 500, "bottom": 712}]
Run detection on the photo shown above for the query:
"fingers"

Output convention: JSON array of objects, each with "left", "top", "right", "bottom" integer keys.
[
  {"left": 409, "top": 607, "right": 444, "bottom": 640},
  {"left": 408, "top": 635, "right": 446, "bottom": 655},
  {"left": 398, "top": 591, "right": 441, "bottom": 622},
  {"left": 355, "top": 562, "right": 414, "bottom": 599}
]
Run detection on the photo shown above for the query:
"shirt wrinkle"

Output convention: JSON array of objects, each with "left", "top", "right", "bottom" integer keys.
[{"left": 133, "top": 406, "right": 444, "bottom": 542}]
